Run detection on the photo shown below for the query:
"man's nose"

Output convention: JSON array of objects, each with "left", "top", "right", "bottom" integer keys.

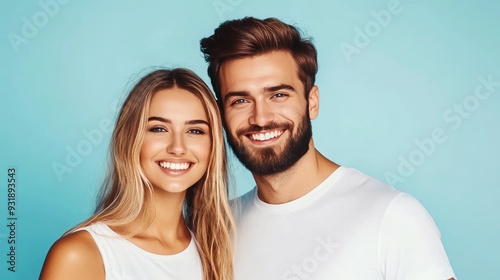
[{"left": 249, "top": 101, "right": 274, "bottom": 127}]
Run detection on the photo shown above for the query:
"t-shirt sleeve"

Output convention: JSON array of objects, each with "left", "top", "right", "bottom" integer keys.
[{"left": 378, "top": 192, "right": 456, "bottom": 280}]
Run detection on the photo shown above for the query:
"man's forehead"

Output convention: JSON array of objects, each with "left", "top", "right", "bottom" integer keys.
[{"left": 218, "top": 51, "right": 300, "bottom": 94}]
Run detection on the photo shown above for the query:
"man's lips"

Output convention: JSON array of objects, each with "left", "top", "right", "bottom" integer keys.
[{"left": 246, "top": 129, "right": 284, "bottom": 141}]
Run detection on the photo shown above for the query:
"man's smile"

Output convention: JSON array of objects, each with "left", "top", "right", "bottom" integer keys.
[{"left": 248, "top": 130, "right": 284, "bottom": 141}]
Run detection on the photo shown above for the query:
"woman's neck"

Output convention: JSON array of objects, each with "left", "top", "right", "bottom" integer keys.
[{"left": 112, "top": 190, "right": 191, "bottom": 255}]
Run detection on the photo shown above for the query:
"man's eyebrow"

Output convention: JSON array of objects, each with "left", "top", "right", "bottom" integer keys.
[
  {"left": 223, "top": 91, "right": 249, "bottom": 104},
  {"left": 223, "top": 84, "right": 297, "bottom": 103},
  {"left": 263, "top": 84, "right": 297, "bottom": 93},
  {"left": 147, "top": 116, "right": 209, "bottom": 126}
]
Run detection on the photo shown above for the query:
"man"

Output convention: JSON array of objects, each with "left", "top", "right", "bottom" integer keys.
[{"left": 200, "top": 17, "right": 456, "bottom": 280}]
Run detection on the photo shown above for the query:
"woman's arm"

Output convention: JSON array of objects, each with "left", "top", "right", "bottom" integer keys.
[{"left": 40, "top": 230, "right": 104, "bottom": 280}]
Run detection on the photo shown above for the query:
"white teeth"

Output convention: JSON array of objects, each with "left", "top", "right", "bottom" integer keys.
[
  {"left": 159, "top": 162, "right": 190, "bottom": 170},
  {"left": 250, "top": 130, "right": 283, "bottom": 141}
]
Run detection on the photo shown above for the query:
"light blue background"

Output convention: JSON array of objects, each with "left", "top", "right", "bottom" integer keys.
[{"left": 1, "top": 0, "right": 499, "bottom": 279}]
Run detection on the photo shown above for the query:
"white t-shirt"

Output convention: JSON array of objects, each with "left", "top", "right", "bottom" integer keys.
[
  {"left": 233, "top": 166, "right": 456, "bottom": 280},
  {"left": 80, "top": 223, "right": 203, "bottom": 280}
]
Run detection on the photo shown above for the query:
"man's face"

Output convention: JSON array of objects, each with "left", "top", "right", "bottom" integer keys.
[{"left": 218, "top": 51, "right": 318, "bottom": 175}]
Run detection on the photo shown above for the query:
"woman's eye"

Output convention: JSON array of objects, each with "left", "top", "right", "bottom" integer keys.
[
  {"left": 149, "top": 126, "right": 166, "bottom": 132},
  {"left": 188, "top": 129, "right": 205, "bottom": 135}
]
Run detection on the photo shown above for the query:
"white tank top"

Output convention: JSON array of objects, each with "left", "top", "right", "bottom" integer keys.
[{"left": 80, "top": 223, "right": 203, "bottom": 280}]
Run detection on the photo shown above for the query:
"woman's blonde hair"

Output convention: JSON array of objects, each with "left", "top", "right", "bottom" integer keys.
[{"left": 72, "top": 68, "right": 235, "bottom": 280}]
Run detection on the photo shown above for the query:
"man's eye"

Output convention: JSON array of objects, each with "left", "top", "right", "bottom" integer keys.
[
  {"left": 273, "top": 93, "right": 288, "bottom": 98},
  {"left": 231, "top": 98, "right": 246, "bottom": 105},
  {"left": 150, "top": 126, "right": 166, "bottom": 132}
]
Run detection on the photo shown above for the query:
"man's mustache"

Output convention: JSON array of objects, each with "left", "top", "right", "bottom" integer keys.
[{"left": 236, "top": 123, "right": 292, "bottom": 137}]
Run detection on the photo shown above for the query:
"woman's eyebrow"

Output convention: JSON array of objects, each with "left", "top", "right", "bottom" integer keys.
[{"left": 148, "top": 116, "right": 209, "bottom": 126}]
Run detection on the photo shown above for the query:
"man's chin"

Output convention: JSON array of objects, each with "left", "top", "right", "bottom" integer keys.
[{"left": 237, "top": 152, "right": 290, "bottom": 175}]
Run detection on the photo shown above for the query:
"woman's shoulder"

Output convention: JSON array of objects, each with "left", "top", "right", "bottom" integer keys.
[
  {"left": 40, "top": 227, "right": 104, "bottom": 280},
  {"left": 48, "top": 229, "right": 101, "bottom": 261}
]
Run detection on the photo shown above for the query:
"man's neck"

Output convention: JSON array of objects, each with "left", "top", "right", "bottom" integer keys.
[{"left": 253, "top": 143, "right": 339, "bottom": 204}]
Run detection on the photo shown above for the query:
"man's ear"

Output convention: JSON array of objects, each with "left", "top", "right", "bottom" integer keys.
[{"left": 308, "top": 85, "right": 319, "bottom": 120}]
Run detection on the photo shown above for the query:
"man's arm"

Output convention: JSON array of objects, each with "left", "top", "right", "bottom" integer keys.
[{"left": 378, "top": 193, "right": 456, "bottom": 280}]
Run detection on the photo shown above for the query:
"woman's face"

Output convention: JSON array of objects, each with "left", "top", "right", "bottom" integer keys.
[{"left": 140, "top": 87, "right": 211, "bottom": 194}]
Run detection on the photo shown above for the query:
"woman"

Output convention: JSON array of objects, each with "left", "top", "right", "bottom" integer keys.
[{"left": 40, "top": 68, "right": 235, "bottom": 280}]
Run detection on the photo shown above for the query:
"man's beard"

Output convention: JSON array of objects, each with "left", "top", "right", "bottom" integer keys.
[{"left": 226, "top": 111, "right": 312, "bottom": 176}]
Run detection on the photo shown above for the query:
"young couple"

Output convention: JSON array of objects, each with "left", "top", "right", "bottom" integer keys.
[{"left": 40, "top": 17, "right": 456, "bottom": 280}]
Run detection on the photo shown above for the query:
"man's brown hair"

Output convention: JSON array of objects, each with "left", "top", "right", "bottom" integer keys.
[{"left": 200, "top": 16, "right": 318, "bottom": 104}]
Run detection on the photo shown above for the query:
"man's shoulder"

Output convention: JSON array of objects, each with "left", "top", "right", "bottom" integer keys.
[
  {"left": 331, "top": 167, "right": 405, "bottom": 212},
  {"left": 340, "top": 167, "right": 400, "bottom": 195}
]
